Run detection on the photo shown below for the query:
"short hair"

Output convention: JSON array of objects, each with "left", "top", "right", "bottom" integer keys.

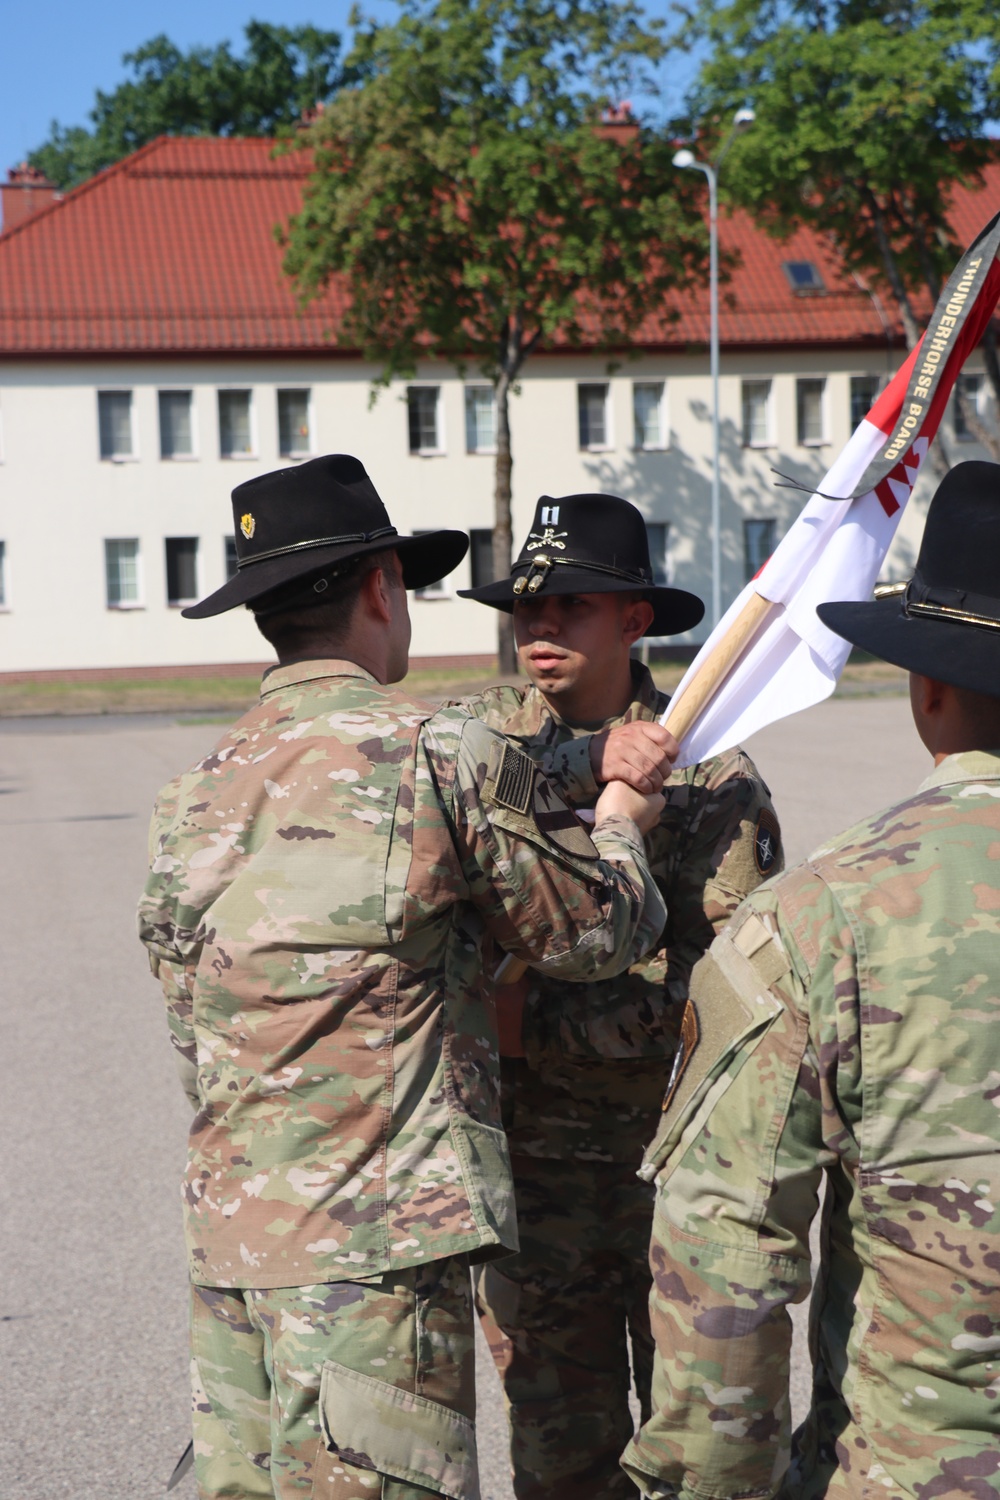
[{"left": 253, "top": 548, "right": 400, "bottom": 654}]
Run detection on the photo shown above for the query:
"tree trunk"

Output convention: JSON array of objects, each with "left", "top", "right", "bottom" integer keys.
[
  {"left": 867, "top": 193, "right": 923, "bottom": 350},
  {"left": 492, "top": 368, "right": 517, "bottom": 675},
  {"left": 866, "top": 195, "right": 952, "bottom": 475}
]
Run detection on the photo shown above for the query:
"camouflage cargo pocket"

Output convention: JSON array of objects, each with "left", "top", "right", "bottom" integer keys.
[{"left": 315, "top": 1360, "right": 480, "bottom": 1500}]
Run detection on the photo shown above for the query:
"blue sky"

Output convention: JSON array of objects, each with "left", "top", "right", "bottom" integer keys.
[{"left": 1, "top": 1, "right": 688, "bottom": 179}]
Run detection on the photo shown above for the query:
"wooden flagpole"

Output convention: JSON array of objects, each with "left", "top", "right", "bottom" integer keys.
[{"left": 494, "top": 590, "right": 779, "bottom": 987}]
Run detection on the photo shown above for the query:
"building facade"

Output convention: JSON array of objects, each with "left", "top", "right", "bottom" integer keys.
[{"left": 1, "top": 139, "right": 996, "bottom": 675}]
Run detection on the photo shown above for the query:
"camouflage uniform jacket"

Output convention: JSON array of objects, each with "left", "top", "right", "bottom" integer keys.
[
  {"left": 622, "top": 749, "right": 1000, "bottom": 1500},
  {"left": 459, "top": 663, "right": 780, "bottom": 1161},
  {"left": 138, "top": 660, "right": 665, "bottom": 1290}
]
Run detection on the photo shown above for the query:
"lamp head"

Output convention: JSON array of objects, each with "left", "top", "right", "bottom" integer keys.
[
  {"left": 733, "top": 107, "right": 756, "bottom": 130},
  {"left": 672, "top": 148, "right": 696, "bottom": 169}
]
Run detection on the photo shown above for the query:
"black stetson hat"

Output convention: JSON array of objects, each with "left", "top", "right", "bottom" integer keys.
[
  {"left": 819, "top": 460, "right": 1000, "bottom": 696},
  {"left": 458, "top": 493, "right": 704, "bottom": 636},
  {"left": 183, "top": 454, "right": 468, "bottom": 619}
]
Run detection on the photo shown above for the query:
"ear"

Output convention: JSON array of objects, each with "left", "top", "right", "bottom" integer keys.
[
  {"left": 362, "top": 563, "right": 394, "bottom": 625},
  {"left": 622, "top": 597, "right": 655, "bottom": 646},
  {"left": 917, "top": 674, "right": 947, "bottom": 717}
]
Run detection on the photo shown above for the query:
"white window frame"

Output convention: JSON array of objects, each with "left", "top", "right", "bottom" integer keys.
[
  {"left": 104, "top": 538, "right": 144, "bottom": 610},
  {"left": 743, "top": 518, "right": 777, "bottom": 583},
  {"left": 645, "top": 521, "right": 671, "bottom": 586},
  {"left": 796, "top": 377, "right": 827, "bottom": 447},
  {"left": 577, "top": 382, "right": 612, "bottom": 451},
  {"left": 411, "top": 529, "right": 450, "bottom": 598},
  {"left": 741, "top": 379, "right": 772, "bottom": 449},
  {"left": 97, "top": 389, "right": 138, "bottom": 463},
  {"left": 850, "top": 373, "right": 881, "bottom": 431},
  {"left": 157, "top": 387, "right": 198, "bottom": 461},
  {"left": 633, "top": 381, "right": 667, "bottom": 451},
  {"left": 954, "top": 373, "right": 984, "bottom": 441},
  {"left": 277, "top": 387, "right": 314, "bottom": 460},
  {"left": 165, "top": 536, "right": 200, "bottom": 608},
  {"left": 464, "top": 385, "right": 497, "bottom": 454},
  {"left": 217, "top": 388, "right": 257, "bottom": 460},
  {"left": 407, "top": 386, "right": 444, "bottom": 456}
]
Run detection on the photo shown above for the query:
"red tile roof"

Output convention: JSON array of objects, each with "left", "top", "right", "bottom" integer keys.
[{"left": 0, "top": 133, "right": 997, "bottom": 357}]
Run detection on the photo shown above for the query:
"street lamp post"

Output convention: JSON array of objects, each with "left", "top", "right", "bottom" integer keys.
[{"left": 673, "top": 107, "right": 755, "bottom": 631}]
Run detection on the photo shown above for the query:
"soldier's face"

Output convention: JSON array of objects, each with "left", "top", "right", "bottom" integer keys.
[{"left": 513, "top": 591, "right": 648, "bottom": 717}]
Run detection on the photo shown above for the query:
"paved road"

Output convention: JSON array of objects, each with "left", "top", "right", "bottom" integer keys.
[{"left": 0, "top": 695, "right": 930, "bottom": 1499}]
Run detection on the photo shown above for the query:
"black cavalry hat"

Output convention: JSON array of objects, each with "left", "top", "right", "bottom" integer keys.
[
  {"left": 183, "top": 454, "right": 468, "bottom": 619},
  {"left": 458, "top": 493, "right": 704, "bottom": 637},
  {"left": 819, "top": 461, "right": 1000, "bottom": 696}
]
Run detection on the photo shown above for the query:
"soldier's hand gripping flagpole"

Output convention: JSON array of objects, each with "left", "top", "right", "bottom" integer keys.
[
  {"left": 496, "top": 208, "right": 1000, "bottom": 990},
  {"left": 661, "top": 207, "right": 1000, "bottom": 768}
]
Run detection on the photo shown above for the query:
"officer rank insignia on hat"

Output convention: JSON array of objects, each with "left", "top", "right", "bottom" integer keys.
[
  {"left": 754, "top": 808, "right": 781, "bottom": 875},
  {"left": 240, "top": 513, "right": 256, "bottom": 540}
]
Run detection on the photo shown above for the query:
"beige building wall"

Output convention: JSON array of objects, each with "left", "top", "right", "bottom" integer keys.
[{"left": 0, "top": 349, "right": 987, "bottom": 674}]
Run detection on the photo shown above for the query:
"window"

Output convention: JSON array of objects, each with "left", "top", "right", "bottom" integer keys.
[
  {"left": 465, "top": 386, "right": 496, "bottom": 453},
  {"left": 105, "top": 539, "right": 142, "bottom": 608},
  {"left": 954, "top": 373, "right": 984, "bottom": 440},
  {"left": 411, "top": 530, "right": 449, "bottom": 597},
  {"left": 850, "top": 374, "right": 881, "bottom": 431},
  {"left": 98, "top": 390, "right": 135, "bottom": 460},
  {"left": 797, "top": 378, "right": 826, "bottom": 445},
  {"left": 407, "top": 387, "right": 441, "bottom": 454},
  {"left": 633, "top": 382, "right": 665, "bottom": 450},
  {"left": 278, "top": 389, "right": 311, "bottom": 457},
  {"left": 225, "top": 537, "right": 239, "bottom": 581},
  {"left": 165, "top": 537, "right": 199, "bottom": 607},
  {"left": 782, "top": 261, "right": 825, "bottom": 294},
  {"left": 0, "top": 541, "right": 7, "bottom": 607},
  {"left": 470, "top": 529, "right": 496, "bottom": 588},
  {"left": 218, "top": 389, "right": 254, "bottom": 458},
  {"left": 645, "top": 523, "right": 671, "bottom": 587},
  {"left": 744, "top": 518, "right": 776, "bottom": 583},
  {"left": 578, "top": 383, "right": 610, "bottom": 449},
  {"left": 158, "top": 390, "right": 194, "bottom": 459},
  {"left": 741, "top": 380, "right": 771, "bottom": 447}
]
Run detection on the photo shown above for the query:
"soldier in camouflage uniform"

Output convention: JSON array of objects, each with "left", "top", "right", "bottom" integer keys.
[
  {"left": 457, "top": 494, "right": 782, "bottom": 1499},
  {"left": 138, "top": 456, "right": 667, "bottom": 1500},
  {"left": 623, "top": 461, "right": 1000, "bottom": 1500}
]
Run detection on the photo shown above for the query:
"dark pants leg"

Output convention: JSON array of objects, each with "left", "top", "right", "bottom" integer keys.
[{"left": 476, "top": 1155, "right": 656, "bottom": 1500}]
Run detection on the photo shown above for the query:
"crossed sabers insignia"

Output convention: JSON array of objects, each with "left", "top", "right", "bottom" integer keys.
[{"left": 527, "top": 528, "right": 568, "bottom": 551}]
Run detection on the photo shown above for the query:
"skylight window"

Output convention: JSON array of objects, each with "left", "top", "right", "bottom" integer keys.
[{"left": 783, "top": 260, "right": 825, "bottom": 293}]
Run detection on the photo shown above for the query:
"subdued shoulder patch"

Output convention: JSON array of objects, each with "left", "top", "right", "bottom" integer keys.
[
  {"left": 661, "top": 999, "right": 700, "bottom": 1113},
  {"left": 754, "top": 807, "right": 781, "bottom": 875},
  {"left": 492, "top": 741, "right": 535, "bottom": 815},
  {"left": 532, "top": 775, "right": 600, "bottom": 861}
]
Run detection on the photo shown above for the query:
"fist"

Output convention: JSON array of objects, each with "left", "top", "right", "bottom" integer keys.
[
  {"left": 594, "top": 781, "right": 666, "bottom": 836},
  {"left": 589, "top": 721, "right": 678, "bottom": 794}
]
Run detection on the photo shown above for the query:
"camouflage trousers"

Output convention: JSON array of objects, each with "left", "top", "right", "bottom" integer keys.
[
  {"left": 475, "top": 1155, "right": 656, "bottom": 1500},
  {"left": 189, "top": 1256, "right": 476, "bottom": 1499}
]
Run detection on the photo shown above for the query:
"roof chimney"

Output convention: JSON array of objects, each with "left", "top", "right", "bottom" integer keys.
[
  {"left": 595, "top": 103, "right": 639, "bottom": 144},
  {"left": 2, "top": 163, "right": 60, "bottom": 234}
]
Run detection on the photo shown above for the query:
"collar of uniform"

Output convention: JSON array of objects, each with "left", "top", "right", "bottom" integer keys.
[
  {"left": 259, "top": 658, "right": 379, "bottom": 700},
  {"left": 525, "top": 659, "right": 663, "bottom": 735},
  {"left": 916, "top": 747, "right": 1000, "bottom": 794}
]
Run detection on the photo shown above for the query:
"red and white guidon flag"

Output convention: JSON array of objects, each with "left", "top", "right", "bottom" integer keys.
[{"left": 668, "top": 207, "right": 1000, "bottom": 768}]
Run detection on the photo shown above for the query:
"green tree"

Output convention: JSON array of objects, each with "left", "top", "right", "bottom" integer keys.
[
  {"left": 280, "top": 0, "right": 707, "bottom": 672},
  {"left": 681, "top": 0, "right": 1000, "bottom": 454},
  {"left": 28, "top": 22, "right": 348, "bottom": 190}
]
